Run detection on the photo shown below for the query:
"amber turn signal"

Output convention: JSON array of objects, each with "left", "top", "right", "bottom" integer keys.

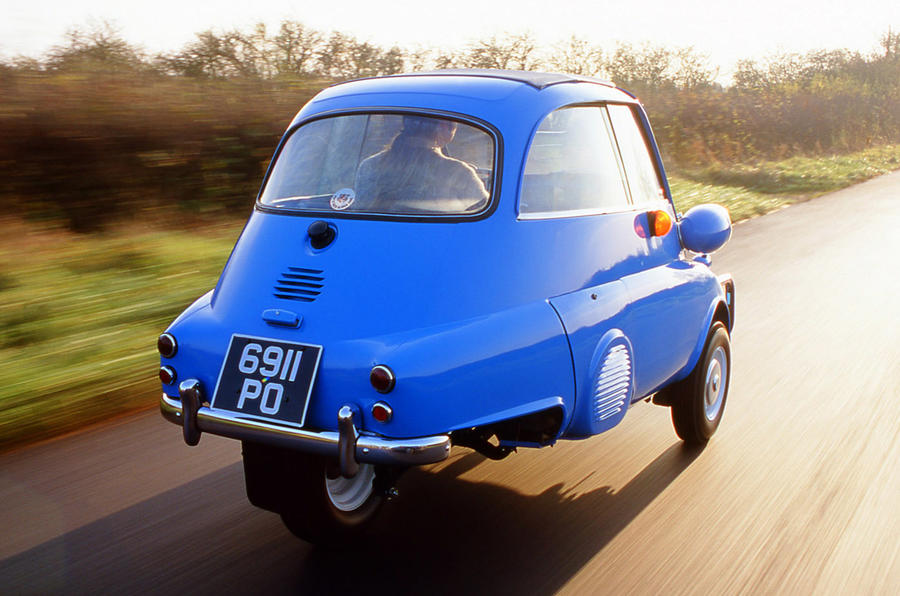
[{"left": 648, "top": 210, "right": 673, "bottom": 237}]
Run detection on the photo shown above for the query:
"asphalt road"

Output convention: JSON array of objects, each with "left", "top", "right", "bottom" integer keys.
[{"left": 2, "top": 171, "right": 899, "bottom": 595}]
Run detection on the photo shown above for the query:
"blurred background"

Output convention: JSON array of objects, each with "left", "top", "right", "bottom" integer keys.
[{"left": 1, "top": 4, "right": 899, "bottom": 451}]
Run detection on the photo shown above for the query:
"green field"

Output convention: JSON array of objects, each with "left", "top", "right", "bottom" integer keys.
[{"left": 0, "top": 145, "right": 897, "bottom": 451}]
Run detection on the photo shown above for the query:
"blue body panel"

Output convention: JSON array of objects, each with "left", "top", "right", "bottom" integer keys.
[{"left": 161, "top": 72, "right": 731, "bottom": 445}]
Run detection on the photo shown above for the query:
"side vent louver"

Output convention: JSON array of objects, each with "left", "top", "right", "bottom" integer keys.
[
  {"left": 593, "top": 344, "right": 631, "bottom": 423},
  {"left": 273, "top": 267, "right": 324, "bottom": 302}
]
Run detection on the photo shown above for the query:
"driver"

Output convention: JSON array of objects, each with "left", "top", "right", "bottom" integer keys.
[{"left": 354, "top": 116, "right": 488, "bottom": 213}]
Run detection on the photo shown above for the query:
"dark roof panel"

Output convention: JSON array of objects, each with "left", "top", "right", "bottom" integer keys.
[{"left": 337, "top": 69, "right": 616, "bottom": 91}]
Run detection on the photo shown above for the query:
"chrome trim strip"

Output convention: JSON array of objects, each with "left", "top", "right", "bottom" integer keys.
[
  {"left": 517, "top": 199, "right": 671, "bottom": 221},
  {"left": 160, "top": 394, "right": 451, "bottom": 466}
]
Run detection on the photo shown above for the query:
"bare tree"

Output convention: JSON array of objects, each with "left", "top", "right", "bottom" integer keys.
[
  {"left": 460, "top": 33, "right": 539, "bottom": 70},
  {"left": 673, "top": 47, "right": 716, "bottom": 89},
  {"left": 879, "top": 27, "right": 900, "bottom": 58},
  {"left": 159, "top": 29, "right": 251, "bottom": 78},
  {"left": 46, "top": 22, "right": 147, "bottom": 72},
  {"left": 378, "top": 46, "right": 405, "bottom": 75},
  {"left": 432, "top": 50, "right": 462, "bottom": 69},
  {"left": 547, "top": 35, "right": 603, "bottom": 76},
  {"left": 317, "top": 32, "right": 406, "bottom": 79},
  {"left": 732, "top": 58, "right": 766, "bottom": 89},
  {"left": 404, "top": 45, "right": 435, "bottom": 72},
  {"left": 272, "top": 21, "right": 321, "bottom": 76},
  {"left": 606, "top": 43, "right": 674, "bottom": 87},
  {"left": 316, "top": 32, "right": 353, "bottom": 78}
]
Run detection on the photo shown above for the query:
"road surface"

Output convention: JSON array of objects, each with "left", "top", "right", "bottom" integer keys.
[{"left": 2, "top": 171, "right": 899, "bottom": 594}]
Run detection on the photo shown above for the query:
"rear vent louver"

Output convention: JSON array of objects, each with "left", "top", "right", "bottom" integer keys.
[
  {"left": 273, "top": 267, "right": 324, "bottom": 302},
  {"left": 593, "top": 344, "right": 632, "bottom": 423}
]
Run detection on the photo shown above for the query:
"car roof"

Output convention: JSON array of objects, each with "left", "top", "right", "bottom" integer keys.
[
  {"left": 332, "top": 69, "right": 620, "bottom": 91},
  {"left": 297, "top": 70, "right": 638, "bottom": 128}
]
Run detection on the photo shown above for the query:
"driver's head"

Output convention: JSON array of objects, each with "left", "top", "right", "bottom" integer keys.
[{"left": 401, "top": 116, "right": 458, "bottom": 147}]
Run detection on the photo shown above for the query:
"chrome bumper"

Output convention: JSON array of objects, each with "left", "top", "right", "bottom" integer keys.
[{"left": 160, "top": 384, "right": 451, "bottom": 469}]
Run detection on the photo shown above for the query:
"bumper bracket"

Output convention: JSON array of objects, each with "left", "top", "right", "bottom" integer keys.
[{"left": 179, "top": 379, "right": 202, "bottom": 446}]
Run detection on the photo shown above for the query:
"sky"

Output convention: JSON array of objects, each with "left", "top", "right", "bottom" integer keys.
[{"left": 4, "top": 0, "right": 900, "bottom": 79}]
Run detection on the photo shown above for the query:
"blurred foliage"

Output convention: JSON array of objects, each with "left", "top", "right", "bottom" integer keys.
[
  {"left": 0, "top": 69, "right": 324, "bottom": 231},
  {"left": 0, "top": 220, "right": 242, "bottom": 450},
  {"left": 1, "top": 23, "right": 898, "bottom": 232}
]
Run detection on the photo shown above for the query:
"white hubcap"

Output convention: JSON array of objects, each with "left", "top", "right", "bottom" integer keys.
[
  {"left": 704, "top": 347, "right": 727, "bottom": 421},
  {"left": 325, "top": 463, "right": 376, "bottom": 512}
]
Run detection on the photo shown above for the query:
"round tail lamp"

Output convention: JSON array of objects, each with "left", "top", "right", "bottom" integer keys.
[
  {"left": 371, "top": 401, "right": 393, "bottom": 423},
  {"left": 369, "top": 365, "right": 395, "bottom": 394},
  {"left": 157, "top": 333, "right": 177, "bottom": 358},
  {"left": 159, "top": 366, "right": 177, "bottom": 385}
]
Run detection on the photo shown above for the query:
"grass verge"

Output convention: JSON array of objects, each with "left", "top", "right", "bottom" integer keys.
[
  {"left": 1, "top": 146, "right": 897, "bottom": 451},
  {"left": 0, "top": 221, "right": 242, "bottom": 451},
  {"left": 668, "top": 144, "right": 899, "bottom": 220}
]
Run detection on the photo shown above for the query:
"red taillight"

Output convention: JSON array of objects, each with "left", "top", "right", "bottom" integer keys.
[
  {"left": 372, "top": 401, "right": 393, "bottom": 423},
  {"left": 157, "top": 333, "right": 177, "bottom": 358},
  {"left": 370, "top": 365, "right": 395, "bottom": 394},
  {"left": 159, "top": 366, "right": 176, "bottom": 385}
]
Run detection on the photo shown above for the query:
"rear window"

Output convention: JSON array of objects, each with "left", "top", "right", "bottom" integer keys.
[{"left": 260, "top": 113, "right": 495, "bottom": 216}]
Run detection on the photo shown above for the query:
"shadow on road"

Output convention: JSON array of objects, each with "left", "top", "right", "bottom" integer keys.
[{"left": 1, "top": 443, "right": 702, "bottom": 595}]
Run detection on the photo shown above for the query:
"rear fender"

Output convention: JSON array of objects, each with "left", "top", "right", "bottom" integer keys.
[{"left": 562, "top": 329, "right": 635, "bottom": 439}]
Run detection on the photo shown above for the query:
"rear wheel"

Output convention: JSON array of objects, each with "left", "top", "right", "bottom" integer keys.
[
  {"left": 242, "top": 442, "right": 385, "bottom": 545},
  {"left": 670, "top": 322, "right": 731, "bottom": 445}
]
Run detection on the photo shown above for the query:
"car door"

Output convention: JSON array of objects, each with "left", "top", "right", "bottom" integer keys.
[
  {"left": 522, "top": 103, "right": 710, "bottom": 438},
  {"left": 606, "top": 104, "right": 710, "bottom": 397},
  {"left": 520, "top": 104, "right": 650, "bottom": 436}
]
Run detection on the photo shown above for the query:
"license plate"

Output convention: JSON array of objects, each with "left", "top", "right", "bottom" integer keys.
[{"left": 210, "top": 334, "right": 322, "bottom": 426}]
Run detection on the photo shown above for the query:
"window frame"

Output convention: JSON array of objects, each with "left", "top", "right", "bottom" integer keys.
[
  {"left": 256, "top": 107, "right": 504, "bottom": 224},
  {"left": 517, "top": 101, "right": 669, "bottom": 221},
  {"left": 605, "top": 102, "right": 670, "bottom": 210}
]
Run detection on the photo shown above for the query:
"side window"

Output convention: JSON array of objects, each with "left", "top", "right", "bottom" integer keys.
[
  {"left": 607, "top": 105, "right": 665, "bottom": 204},
  {"left": 520, "top": 106, "right": 630, "bottom": 216}
]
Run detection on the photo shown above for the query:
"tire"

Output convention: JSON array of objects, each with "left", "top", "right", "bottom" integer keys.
[
  {"left": 241, "top": 442, "right": 384, "bottom": 545},
  {"left": 670, "top": 321, "right": 731, "bottom": 445}
]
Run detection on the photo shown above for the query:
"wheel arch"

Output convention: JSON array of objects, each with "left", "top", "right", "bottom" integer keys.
[
  {"left": 678, "top": 297, "right": 731, "bottom": 385},
  {"left": 713, "top": 299, "right": 732, "bottom": 333}
]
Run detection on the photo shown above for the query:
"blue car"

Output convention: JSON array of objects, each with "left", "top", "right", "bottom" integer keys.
[{"left": 159, "top": 69, "right": 734, "bottom": 543}]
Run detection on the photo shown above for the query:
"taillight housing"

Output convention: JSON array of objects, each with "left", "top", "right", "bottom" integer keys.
[
  {"left": 370, "top": 365, "right": 395, "bottom": 394},
  {"left": 372, "top": 402, "right": 393, "bottom": 423},
  {"left": 157, "top": 333, "right": 177, "bottom": 358},
  {"left": 159, "top": 366, "right": 176, "bottom": 385}
]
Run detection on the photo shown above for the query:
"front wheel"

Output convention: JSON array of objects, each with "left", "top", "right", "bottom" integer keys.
[
  {"left": 242, "top": 442, "right": 385, "bottom": 545},
  {"left": 670, "top": 322, "right": 731, "bottom": 445}
]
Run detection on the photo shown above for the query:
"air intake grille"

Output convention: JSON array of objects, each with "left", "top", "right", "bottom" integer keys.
[
  {"left": 593, "top": 344, "right": 631, "bottom": 423},
  {"left": 273, "top": 267, "right": 324, "bottom": 302}
]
